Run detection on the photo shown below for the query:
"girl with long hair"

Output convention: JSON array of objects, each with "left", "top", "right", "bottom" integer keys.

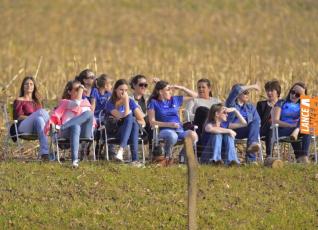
[
  {"left": 13, "top": 76, "right": 50, "bottom": 160},
  {"left": 105, "top": 79, "right": 145, "bottom": 166}
]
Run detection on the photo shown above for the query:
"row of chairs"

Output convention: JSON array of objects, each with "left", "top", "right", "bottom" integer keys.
[{"left": 1, "top": 101, "right": 317, "bottom": 164}]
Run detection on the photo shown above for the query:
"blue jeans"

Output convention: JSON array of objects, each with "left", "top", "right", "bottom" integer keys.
[
  {"left": 116, "top": 113, "right": 139, "bottom": 161},
  {"left": 18, "top": 109, "right": 49, "bottom": 156},
  {"left": 159, "top": 129, "right": 185, "bottom": 158},
  {"left": 278, "top": 127, "right": 310, "bottom": 158},
  {"left": 234, "top": 117, "right": 260, "bottom": 162},
  {"left": 60, "top": 111, "right": 94, "bottom": 161},
  {"left": 201, "top": 134, "right": 239, "bottom": 164}
]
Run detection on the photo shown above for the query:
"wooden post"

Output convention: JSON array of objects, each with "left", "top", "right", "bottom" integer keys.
[{"left": 184, "top": 137, "right": 197, "bottom": 230}]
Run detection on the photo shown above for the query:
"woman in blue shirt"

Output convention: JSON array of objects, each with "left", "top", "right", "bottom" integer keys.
[
  {"left": 225, "top": 83, "right": 261, "bottom": 163},
  {"left": 201, "top": 103, "right": 247, "bottom": 165},
  {"left": 147, "top": 80, "right": 198, "bottom": 163},
  {"left": 105, "top": 79, "right": 145, "bottom": 164},
  {"left": 272, "top": 82, "right": 310, "bottom": 163}
]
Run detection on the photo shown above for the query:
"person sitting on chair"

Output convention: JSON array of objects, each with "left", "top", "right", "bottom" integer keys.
[
  {"left": 13, "top": 76, "right": 50, "bottom": 160},
  {"left": 272, "top": 82, "right": 311, "bottom": 164},
  {"left": 185, "top": 78, "right": 221, "bottom": 124},
  {"left": 185, "top": 78, "right": 221, "bottom": 158},
  {"left": 225, "top": 83, "right": 261, "bottom": 163},
  {"left": 45, "top": 80, "right": 95, "bottom": 167},
  {"left": 76, "top": 69, "right": 96, "bottom": 107},
  {"left": 147, "top": 80, "right": 198, "bottom": 165},
  {"left": 104, "top": 79, "right": 145, "bottom": 166},
  {"left": 90, "top": 74, "right": 112, "bottom": 120},
  {"left": 256, "top": 80, "right": 281, "bottom": 157},
  {"left": 201, "top": 103, "right": 247, "bottom": 165}
]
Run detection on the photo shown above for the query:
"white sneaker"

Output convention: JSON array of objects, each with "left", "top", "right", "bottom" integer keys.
[
  {"left": 114, "top": 148, "right": 124, "bottom": 162},
  {"left": 72, "top": 160, "right": 79, "bottom": 168}
]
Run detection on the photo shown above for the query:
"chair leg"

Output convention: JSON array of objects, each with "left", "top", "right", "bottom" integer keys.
[
  {"left": 313, "top": 136, "right": 318, "bottom": 164},
  {"left": 56, "top": 137, "right": 61, "bottom": 164},
  {"left": 142, "top": 139, "right": 145, "bottom": 164},
  {"left": 104, "top": 129, "right": 109, "bottom": 161}
]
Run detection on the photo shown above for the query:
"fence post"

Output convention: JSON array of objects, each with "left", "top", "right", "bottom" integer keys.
[{"left": 184, "top": 137, "right": 197, "bottom": 230}]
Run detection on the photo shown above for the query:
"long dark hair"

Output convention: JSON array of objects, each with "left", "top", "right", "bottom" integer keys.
[
  {"left": 206, "top": 103, "right": 223, "bottom": 124},
  {"left": 197, "top": 78, "right": 212, "bottom": 97},
  {"left": 110, "top": 79, "right": 128, "bottom": 103},
  {"left": 148, "top": 80, "right": 169, "bottom": 103},
  {"left": 19, "top": 76, "right": 41, "bottom": 106},
  {"left": 286, "top": 82, "right": 307, "bottom": 103},
  {"left": 61, "top": 80, "right": 81, "bottom": 99}
]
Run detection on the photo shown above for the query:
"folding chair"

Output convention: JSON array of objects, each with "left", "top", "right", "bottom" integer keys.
[
  {"left": 151, "top": 125, "right": 198, "bottom": 163},
  {"left": 97, "top": 111, "right": 146, "bottom": 164},
  {"left": 234, "top": 137, "right": 264, "bottom": 163},
  {"left": 270, "top": 124, "right": 318, "bottom": 164},
  {"left": 49, "top": 124, "right": 96, "bottom": 164},
  {"left": 0, "top": 101, "right": 39, "bottom": 159}
]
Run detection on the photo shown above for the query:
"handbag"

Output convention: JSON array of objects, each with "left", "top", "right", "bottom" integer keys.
[{"left": 105, "top": 116, "right": 123, "bottom": 136}]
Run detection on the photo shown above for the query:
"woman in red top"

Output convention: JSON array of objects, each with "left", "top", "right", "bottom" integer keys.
[{"left": 13, "top": 76, "right": 50, "bottom": 160}]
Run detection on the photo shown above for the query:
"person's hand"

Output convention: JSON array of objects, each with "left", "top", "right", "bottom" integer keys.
[
  {"left": 169, "top": 122, "right": 180, "bottom": 129},
  {"left": 228, "top": 130, "right": 237, "bottom": 138},
  {"left": 254, "top": 82, "right": 261, "bottom": 91},
  {"left": 152, "top": 77, "right": 160, "bottom": 83},
  {"left": 224, "top": 107, "right": 236, "bottom": 113},
  {"left": 122, "top": 91, "right": 129, "bottom": 101},
  {"left": 170, "top": 84, "right": 183, "bottom": 90}
]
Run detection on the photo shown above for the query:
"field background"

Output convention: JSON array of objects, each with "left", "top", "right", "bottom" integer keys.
[
  {"left": 1, "top": 0, "right": 318, "bottom": 229},
  {"left": 0, "top": 0, "right": 317, "bottom": 101}
]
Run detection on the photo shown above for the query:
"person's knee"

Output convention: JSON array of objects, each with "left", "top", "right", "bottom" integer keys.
[{"left": 161, "top": 131, "right": 178, "bottom": 144}]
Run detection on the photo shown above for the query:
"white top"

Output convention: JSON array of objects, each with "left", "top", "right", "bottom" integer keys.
[{"left": 185, "top": 97, "right": 221, "bottom": 121}]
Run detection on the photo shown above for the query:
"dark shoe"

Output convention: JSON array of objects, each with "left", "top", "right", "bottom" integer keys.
[
  {"left": 247, "top": 143, "right": 261, "bottom": 153},
  {"left": 213, "top": 160, "right": 224, "bottom": 166},
  {"left": 41, "top": 154, "right": 49, "bottom": 162},
  {"left": 229, "top": 160, "right": 239, "bottom": 167},
  {"left": 296, "top": 156, "right": 310, "bottom": 164}
]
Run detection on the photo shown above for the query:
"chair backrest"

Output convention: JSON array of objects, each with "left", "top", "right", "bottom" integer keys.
[{"left": 0, "top": 102, "right": 13, "bottom": 134}]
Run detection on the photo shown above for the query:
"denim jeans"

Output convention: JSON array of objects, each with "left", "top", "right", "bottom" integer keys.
[
  {"left": 278, "top": 127, "right": 310, "bottom": 158},
  {"left": 18, "top": 109, "right": 49, "bottom": 156},
  {"left": 159, "top": 129, "right": 185, "bottom": 158},
  {"left": 116, "top": 113, "right": 139, "bottom": 161},
  {"left": 234, "top": 116, "right": 260, "bottom": 162},
  {"left": 201, "top": 133, "right": 239, "bottom": 165},
  {"left": 60, "top": 111, "right": 94, "bottom": 161}
]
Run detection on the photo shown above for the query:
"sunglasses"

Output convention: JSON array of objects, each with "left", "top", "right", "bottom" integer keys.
[
  {"left": 242, "top": 91, "right": 249, "bottom": 95},
  {"left": 290, "top": 90, "right": 301, "bottom": 98},
  {"left": 138, "top": 83, "right": 148, "bottom": 88}
]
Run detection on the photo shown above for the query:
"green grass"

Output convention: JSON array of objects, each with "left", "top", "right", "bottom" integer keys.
[{"left": 0, "top": 161, "right": 318, "bottom": 229}]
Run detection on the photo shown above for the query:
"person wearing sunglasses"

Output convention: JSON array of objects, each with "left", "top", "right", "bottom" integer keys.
[
  {"left": 45, "top": 80, "right": 95, "bottom": 167},
  {"left": 225, "top": 83, "right": 261, "bottom": 163},
  {"left": 200, "top": 103, "right": 247, "bottom": 165},
  {"left": 256, "top": 80, "right": 281, "bottom": 157},
  {"left": 272, "top": 82, "right": 311, "bottom": 163},
  {"left": 75, "top": 69, "right": 96, "bottom": 109},
  {"left": 130, "top": 75, "right": 149, "bottom": 116}
]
